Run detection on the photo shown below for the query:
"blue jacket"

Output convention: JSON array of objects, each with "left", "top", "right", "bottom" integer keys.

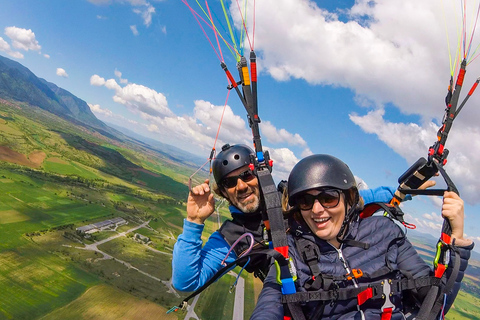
[
  {"left": 250, "top": 215, "right": 473, "bottom": 320},
  {"left": 172, "top": 187, "right": 400, "bottom": 292}
]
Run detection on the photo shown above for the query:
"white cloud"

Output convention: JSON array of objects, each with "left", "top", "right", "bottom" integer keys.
[
  {"left": 89, "top": 72, "right": 309, "bottom": 168},
  {"left": 89, "top": 0, "right": 156, "bottom": 27},
  {"left": 130, "top": 25, "right": 139, "bottom": 36},
  {"left": 88, "top": 103, "right": 113, "bottom": 117},
  {"left": 260, "top": 120, "right": 307, "bottom": 147},
  {"left": 0, "top": 37, "right": 10, "bottom": 51},
  {"left": 91, "top": 74, "right": 173, "bottom": 118},
  {"left": 133, "top": 4, "right": 156, "bottom": 27},
  {"left": 266, "top": 147, "right": 300, "bottom": 181},
  {"left": 90, "top": 74, "right": 106, "bottom": 86},
  {"left": 224, "top": 1, "right": 480, "bottom": 206},
  {"left": 56, "top": 68, "right": 68, "bottom": 78},
  {"left": 44, "top": 54, "right": 50, "bottom": 59},
  {"left": 4, "top": 27, "right": 41, "bottom": 52},
  {"left": 0, "top": 36, "right": 23, "bottom": 58},
  {"left": 422, "top": 211, "right": 444, "bottom": 223},
  {"left": 115, "top": 69, "right": 128, "bottom": 84},
  {"left": 350, "top": 109, "right": 480, "bottom": 205}
]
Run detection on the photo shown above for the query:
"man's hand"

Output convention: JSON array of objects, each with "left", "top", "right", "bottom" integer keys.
[{"left": 187, "top": 179, "right": 215, "bottom": 225}]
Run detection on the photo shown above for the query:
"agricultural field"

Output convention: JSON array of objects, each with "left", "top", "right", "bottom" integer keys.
[
  {"left": 0, "top": 101, "right": 479, "bottom": 320},
  {"left": 39, "top": 284, "right": 178, "bottom": 320}
]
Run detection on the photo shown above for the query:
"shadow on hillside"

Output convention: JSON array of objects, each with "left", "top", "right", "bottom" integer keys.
[{"left": 57, "top": 132, "right": 188, "bottom": 200}]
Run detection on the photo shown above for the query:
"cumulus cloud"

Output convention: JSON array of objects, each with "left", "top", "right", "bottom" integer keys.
[
  {"left": 266, "top": 147, "right": 300, "bottom": 181},
  {"left": 90, "top": 74, "right": 106, "bottom": 86},
  {"left": 350, "top": 109, "right": 480, "bottom": 205},
  {"left": 0, "top": 35, "right": 23, "bottom": 58},
  {"left": 89, "top": 71, "right": 310, "bottom": 173},
  {"left": 56, "top": 68, "right": 68, "bottom": 78},
  {"left": 261, "top": 120, "right": 307, "bottom": 147},
  {"left": 0, "top": 37, "right": 10, "bottom": 51},
  {"left": 88, "top": 103, "right": 113, "bottom": 117},
  {"left": 225, "top": 0, "right": 480, "bottom": 204},
  {"left": 91, "top": 73, "right": 173, "bottom": 118},
  {"left": 4, "top": 26, "right": 41, "bottom": 52}
]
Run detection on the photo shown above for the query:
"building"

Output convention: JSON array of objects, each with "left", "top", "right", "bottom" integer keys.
[{"left": 76, "top": 217, "right": 128, "bottom": 235}]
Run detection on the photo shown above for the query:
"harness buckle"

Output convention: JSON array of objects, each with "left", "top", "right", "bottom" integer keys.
[
  {"left": 380, "top": 280, "right": 395, "bottom": 312},
  {"left": 346, "top": 268, "right": 363, "bottom": 281}
]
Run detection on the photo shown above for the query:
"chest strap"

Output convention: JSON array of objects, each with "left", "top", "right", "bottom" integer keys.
[{"left": 281, "top": 276, "right": 439, "bottom": 304}]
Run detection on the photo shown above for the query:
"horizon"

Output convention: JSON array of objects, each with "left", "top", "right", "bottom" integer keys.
[{"left": 1, "top": 0, "right": 480, "bottom": 252}]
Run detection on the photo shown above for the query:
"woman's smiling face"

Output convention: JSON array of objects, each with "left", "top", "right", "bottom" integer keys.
[{"left": 299, "top": 189, "right": 346, "bottom": 248}]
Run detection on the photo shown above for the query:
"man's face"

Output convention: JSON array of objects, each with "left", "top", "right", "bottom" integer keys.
[{"left": 221, "top": 165, "right": 261, "bottom": 213}]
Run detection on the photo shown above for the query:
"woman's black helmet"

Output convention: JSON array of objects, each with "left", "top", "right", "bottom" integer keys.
[
  {"left": 212, "top": 144, "right": 254, "bottom": 186},
  {"left": 287, "top": 154, "right": 356, "bottom": 206}
]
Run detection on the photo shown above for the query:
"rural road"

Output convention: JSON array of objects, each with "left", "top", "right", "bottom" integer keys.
[
  {"left": 74, "top": 220, "right": 180, "bottom": 298},
  {"left": 73, "top": 220, "right": 247, "bottom": 319}
]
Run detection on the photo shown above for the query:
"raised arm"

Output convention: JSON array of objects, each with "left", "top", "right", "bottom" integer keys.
[{"left": 172, "top": 179, "right": 236, "bottom": 291}]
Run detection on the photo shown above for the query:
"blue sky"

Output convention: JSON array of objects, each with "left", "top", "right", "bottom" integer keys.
[{"left": 1, "top": 0, "right": 480, "bottom": 251}]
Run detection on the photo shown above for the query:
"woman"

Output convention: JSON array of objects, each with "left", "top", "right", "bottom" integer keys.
[{"left": 251, "top": 154, "right": 473, "bottom": 320}]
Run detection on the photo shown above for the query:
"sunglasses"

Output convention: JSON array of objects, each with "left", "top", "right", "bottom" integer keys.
[
  {"left": 295, "top": 189, "right": 342, "bottom": 210},
  {"left": 221, "top": 170, "right": 256, "bottom": 188}
]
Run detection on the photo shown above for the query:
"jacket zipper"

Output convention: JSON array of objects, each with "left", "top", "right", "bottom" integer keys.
[{"left": 331, "top": 243, "right": 366, "bottom": 320}]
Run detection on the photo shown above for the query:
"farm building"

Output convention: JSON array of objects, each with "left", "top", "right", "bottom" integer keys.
[{"left": 76, "top": 217, "right": 127, "bottom": 235}]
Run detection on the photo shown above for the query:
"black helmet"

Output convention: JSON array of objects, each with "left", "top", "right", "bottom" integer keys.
[
  {"left": 212, "top": 144, "right": 254, "bottom": 186},
  {"left": 287, "top": 154, "right": 356, "bottom": 206}
]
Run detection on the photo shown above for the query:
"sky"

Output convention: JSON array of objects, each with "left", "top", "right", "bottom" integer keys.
[{"left": 1, "top": 0, "right": 480, "bottom": 251}]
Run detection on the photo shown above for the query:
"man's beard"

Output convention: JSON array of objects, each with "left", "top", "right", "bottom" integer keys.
[{"left": 233, "top": 193, "right": 260, "bottom": 213}]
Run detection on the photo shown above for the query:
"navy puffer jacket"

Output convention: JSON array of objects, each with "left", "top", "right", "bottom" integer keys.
[{"left": 250, "top": 214, "right": 473, "bottom": 320}]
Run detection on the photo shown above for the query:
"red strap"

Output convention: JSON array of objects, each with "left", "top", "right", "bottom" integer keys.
[
  {"left": 275, "top": 246, "right": 289, "bottom": 259},
  {"left": 357, "top": 288, "right": 373, "bottom": 305},
  {"left": 381, "top": 307, "right": 393, "bottom": 320},
  {"left": 441, "top": 232, "right": 452, "bottom": 245},
  {"left": 435, "top": 263, "right": 447, "bottom": 278},
  {"left": 283, "top": 317, "right": 292, "bottom": 320}
]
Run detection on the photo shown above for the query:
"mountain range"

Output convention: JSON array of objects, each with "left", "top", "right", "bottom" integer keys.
[{"left": 0, "top": 53, "right": 206, "bottom": 169}]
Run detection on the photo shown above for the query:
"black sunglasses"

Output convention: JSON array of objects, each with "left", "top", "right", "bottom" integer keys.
[
  {"left": 295, "top": 189, "right": 342, "bottom": 210},
  {"left": 221, "top": 170, "right": 256, "bottom": 188}
]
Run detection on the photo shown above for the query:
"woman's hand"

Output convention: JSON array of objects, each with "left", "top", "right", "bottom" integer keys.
[{"left": 442, "top": 191, "right": 472, "bottom": 246}]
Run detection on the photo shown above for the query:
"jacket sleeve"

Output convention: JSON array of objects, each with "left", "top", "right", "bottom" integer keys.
[
  {"left": 443, "top": 241, "right": 474, "bottom": 314},
  {"left": 171, "top": 219, "right": 237, "bottom": 292},
  {"left": 250, "top": 262, "right": 284, "bottom": 320},
  {"left": 359, "top": 186, "right": 412, "bottom": 205}
]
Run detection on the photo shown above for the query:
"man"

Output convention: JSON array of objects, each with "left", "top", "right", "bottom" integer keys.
[{"left": 171, "top": 144, "right": 407, "bottom": 292}]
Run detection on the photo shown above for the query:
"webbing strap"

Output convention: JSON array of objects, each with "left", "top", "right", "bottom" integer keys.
[
  {"left": 256, "top": 168, "right": 288, "bottom": 250},
  {"left": 357, "top": 287, "right": 373, "bottom": 305},
  {"left": 286, "top": 302, "right": 307, "bottom": 320},
  {"left": 426, "top": 248, "right": 461, "bottom": 320},
  {"left": 282, "top": 276, "right": 438, "bottom": 304},
  {"left": 381, "top": 308, "right": 393, "bottom": 320}
]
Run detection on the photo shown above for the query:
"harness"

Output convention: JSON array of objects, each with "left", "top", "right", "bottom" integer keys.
[
  {"left": 281, "top": 211, "right": 448, "bottom": 320},
  {"left": 218, "top": 213, "right": 271, "bottom": 280}
]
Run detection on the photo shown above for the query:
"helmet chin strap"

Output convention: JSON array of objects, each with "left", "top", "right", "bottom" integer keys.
[
  {"left": 336, "top": 191, "right": 370, "bottom": 249},
  {"left": 336, "top": 190, "right": 359, "bottom": 244}
]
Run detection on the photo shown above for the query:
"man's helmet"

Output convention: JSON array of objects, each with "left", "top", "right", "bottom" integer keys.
[
  {"left": 212, "top": 144, "right": 254, "bottom": 186},
  {"left": 287, "top": 154, "right": 357, "bottom": 206}
]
